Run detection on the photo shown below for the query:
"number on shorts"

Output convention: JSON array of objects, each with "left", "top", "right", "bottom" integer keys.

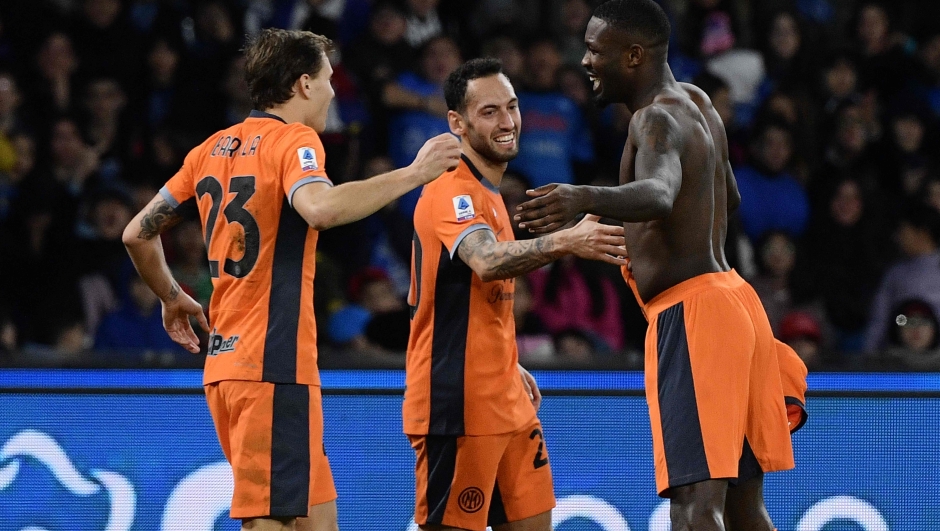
[
  {"left": 529, "top": 428, "right": 549, "bottom": 469},
  {"left": 196, "top": 175, "right": 260, "bottom": 278}
]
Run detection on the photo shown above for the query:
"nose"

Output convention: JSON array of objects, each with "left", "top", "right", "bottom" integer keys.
[
  {"left": 498, "top": 109, "right": 515, "bottom": 131},
  {"left": 581, "top": 49, "right": 591, "bottom": 69}
]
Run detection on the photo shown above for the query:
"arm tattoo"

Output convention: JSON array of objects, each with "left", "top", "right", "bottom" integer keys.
[
  {"left": 138, "top": 198, "right": 182, "bottom": 240},
  {"left": 457, "top": 229, "right": 562, "bottom": 281},
  {"left": 642, "top": 108, "right": 680, "bottom": 154},
  {"left": 166, "top": 282, "right": 180, "bottom": 301}
]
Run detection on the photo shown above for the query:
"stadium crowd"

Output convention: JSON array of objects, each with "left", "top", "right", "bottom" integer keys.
[{"left": 0, "top": 0, "right": 939, "bottom": 371}]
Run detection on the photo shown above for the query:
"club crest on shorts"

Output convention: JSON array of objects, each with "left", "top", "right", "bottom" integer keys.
[
  {"left": 453, "top": 195, "right": 475, "bottom": 222},
  {"left": 297, "top": 147, "right": 318, "bottom": 171},
  {"left": 457, "top": 486, "right": 484, "bottom": 513}
]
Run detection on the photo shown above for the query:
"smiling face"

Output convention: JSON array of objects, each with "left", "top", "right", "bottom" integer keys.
[
  {"left": 582, "top": 17, "right": 631, "bottom": 107},
  {"left": 451, "top": 74, "right": 521, "bottom": 164}
]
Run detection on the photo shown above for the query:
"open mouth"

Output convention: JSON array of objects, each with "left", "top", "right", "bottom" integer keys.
[
  {"left": 587, "top": 74, "right": 600, "bottom": 92},
  {"left": 494, "top": 132, "right": 516, "bottom": 147}
]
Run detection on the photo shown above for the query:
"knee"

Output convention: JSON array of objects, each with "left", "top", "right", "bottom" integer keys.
[{"left": 671, "top": 500, "right": 724, "bottom": 530}]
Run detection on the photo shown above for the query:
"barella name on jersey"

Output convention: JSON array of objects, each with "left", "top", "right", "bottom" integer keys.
[
  {"left": 207, "top": 329, "right": 240, "bottom": 357},
  {"left": 209, "top": 134, "right": 262, "bottom": 158}
]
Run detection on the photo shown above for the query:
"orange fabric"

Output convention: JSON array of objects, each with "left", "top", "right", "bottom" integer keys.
[
  {"left": 410, "top": 419, "right": 555, "bottom": 531},
  {"left": 404, "top": 157, "right": 534, "bottom": 436},
  {"left": 775, "top": 340, "right": 809, "bottom": 432},
  {"left": 640, "top": 270, "right": 794, "bottom": 495},
  {"left": 204, "top": 380, "right": 336, "bottom": 519},
  {"left": 161, "top": 113, "right": 331, "bottom": 385}
]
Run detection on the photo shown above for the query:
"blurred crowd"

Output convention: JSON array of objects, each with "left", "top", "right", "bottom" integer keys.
[{"left": 0, "top": 0, "right": 939, "bottom": 371}]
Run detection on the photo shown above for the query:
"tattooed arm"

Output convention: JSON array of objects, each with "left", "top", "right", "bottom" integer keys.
[
  {"left": 457, "top": 215, "right": 627, "bottom": 282},
  {"left": 122, "top": 194, "right": 209, "bottom": 353}
]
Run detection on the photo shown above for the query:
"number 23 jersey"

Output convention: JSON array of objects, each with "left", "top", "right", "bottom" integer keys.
[{"left": 160, "top": 110, "right": 332, "bottom": 386}]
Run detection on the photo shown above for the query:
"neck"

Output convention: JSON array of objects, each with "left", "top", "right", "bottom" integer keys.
[
  {"left": 625, "top": 65, "right": 676, "bottom": 113},
  {"left": 462, "top": 146, "right": 507, "bottom": 188},
  {"left": 263, "top": 101, "right": 306, "bottom": 126}
]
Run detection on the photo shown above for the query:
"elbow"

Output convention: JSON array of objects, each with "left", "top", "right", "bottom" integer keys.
[
  {"left": 122, "top": 223, "right": 141, "bottom": 248},
  {"left": 300, "top": 203, "right": 340, "bottom": 231},
  {"left": 652, "top": 193, "right": 675, "bottom": 219}
]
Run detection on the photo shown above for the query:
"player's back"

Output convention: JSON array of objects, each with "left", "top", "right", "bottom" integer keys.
[
  {"left": 160, "top": 111, "right": 332, "bottom": 386},
  {"left": 621, "top": 89, "right": 722, "bottom": 303}
]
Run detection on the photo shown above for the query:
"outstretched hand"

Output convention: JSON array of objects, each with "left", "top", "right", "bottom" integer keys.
[
  {"left": 514, "top": 183, "right": 586, "bottom": 234},
  {"left": 564, "top": 215, "right": 628, "bottom": 266},
  {"left": 162, "top": 289, "right": 210, "bottom": 354}
]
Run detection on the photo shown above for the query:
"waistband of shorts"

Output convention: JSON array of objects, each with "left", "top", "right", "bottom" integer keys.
[{"left": 643, "top": 269, "right": 745, "bottom": 316}]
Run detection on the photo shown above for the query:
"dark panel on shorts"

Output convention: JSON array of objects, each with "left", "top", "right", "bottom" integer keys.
[
  {"left": 270, "top": 384, "right": 310, "bottom": 517},
  {"left": 656, "top": 302, "right": 710, "bottom": 487},
  {"left": 425, "top": 435, "right": 458, "bottom": 524},
  {"left": 487, "top": 480, "right": 509, "bottom": 527},
  {"left": 429, "top": 245, "right": 472, "bottom": 435}
]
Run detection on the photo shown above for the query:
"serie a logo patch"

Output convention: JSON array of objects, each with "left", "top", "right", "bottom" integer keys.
[
  {"left": 453, "top": 195, "right": 475, "bottom": 222},
  {"left": 297, "top": 147, "right": 318, "bottom": 171}
]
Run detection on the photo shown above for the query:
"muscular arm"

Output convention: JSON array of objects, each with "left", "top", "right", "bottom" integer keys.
[
  {"left": 580, "top": 106, "right": 683, "bottom": 222},
  {"left": 515, "top": 106, "right": 683, "bottom": 232},
  {"left": 122, "top": 195, "right": 184, "bottom": 302},
  {"left": 456, "top": 229, "right": 566, "bottom": 282}
]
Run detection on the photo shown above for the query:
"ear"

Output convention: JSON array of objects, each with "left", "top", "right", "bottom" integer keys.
[
  {"left": 447, "top": 109, "right": 465, "bottom": 136},
  {"left": 626, "top": 44, "right": 645, "bottom": 68},
  {"left": 295, "top": 73, "right": 312, "bottom": 99}
]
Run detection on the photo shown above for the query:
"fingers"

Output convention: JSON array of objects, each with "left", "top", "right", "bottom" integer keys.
[
  {"left": 527, "top": 221, "right": 565, "bottom": 234},
  {"left": 583, "top": 214, "right": 601, "bottom": 223},
  {"left": 167, "top": 320, "right": 200, "bottom": 354},
  {"left": 515, "top": 195, "right": 555, "bottom": 215},
  {"left": 525, "top": 184, "right": 556, "bottom": 197},
  {"left": 596, "top": 252, "right": 630, "bottom": 266},
  {"left": 193, "top": 307, "right": 210, "bottom": 333},
  {"left": 527, "top": 374, "right": 542, "bottom": 411}
]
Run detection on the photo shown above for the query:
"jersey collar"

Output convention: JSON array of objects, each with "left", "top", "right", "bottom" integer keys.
[
  {"left": 461, "top": 154, "right": 500, "bottom": 194},
  {"left": 248, "top": 109, "right": 287, "bottom": 123}
]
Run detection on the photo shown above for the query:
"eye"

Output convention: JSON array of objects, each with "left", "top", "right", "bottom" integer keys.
[{"left": 484, "top": 110, "right": 495, "bottom": 117}]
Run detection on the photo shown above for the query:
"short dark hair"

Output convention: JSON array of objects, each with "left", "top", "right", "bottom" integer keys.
[
  {"left": 243, "top": 28, "right": 333, "bottom": 110},
  {"left": 443, "top": 57, "right": 503, "bottom": 113},
  {"left": 594, "top": 0, "right": 671, "bottom": 48}
]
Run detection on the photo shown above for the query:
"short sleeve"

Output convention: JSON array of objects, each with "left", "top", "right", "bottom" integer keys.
[
  {"left": 430, "top": 180, "right": 494, "bottom": 259},
  {"left": 159, "top": 148, "right": 197, "bottom": 210},
  {"left": 280, "top": 126, "right": 332, "bottom": 207}
]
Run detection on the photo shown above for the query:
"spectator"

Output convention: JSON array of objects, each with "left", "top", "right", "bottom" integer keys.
[
  {"left": 817, "top": 51, "right": 861, "bottom": 138},
  {"left": 779, "top": 310, "right": 825, "bottom": 370},
  {"left": 384, "top": 35, "right": 460, "bottom": 213},
  {"left": 21, "top": 314, "right": 88, "bottom": 367},
  {"left": 553, "top": 328, "right": 596, "bottom": 364},
  {"left": 760, "top": 10, "right": 815, "bottom": 96},
  {"left": 0, "top": 133, "right": 34, "bottom": 222},
  {"left": 750, "top": 230, "right": 798, "bottom": 333},
  {"left": 71, "top": 0, "right": 141, "bottom": 85},
  {"left": 556, "top": 0, "right": 593, "bottom": 67},
  {"left": 328, "top": 267, "right": 408, "bottom": 351},
  {"left": 344, "top": 3, "right": 414, "bottom": 154},
  {"left": 529, "top": 256, "right": 623, "bottom": 352},
  {"left": 917, "top": 31, "right": 940, "bottom": 118},
  {"left": 81, "top": 77, "right": 132, "bottom": 182},
  {"left": 874, "top": 299, "right": 940, "bottom": 371},
  {"left": 357, "top": 156, "right": 415, "bottom": 296},
  {"left": 793, "top": 178, "right": 889, "bottom": 353},
  {"left": 402, "top": 0, "right": 449, "bottom": 49},
  {"left": 94, "top": 275, "right": 189, "bottom": 366},
  {"left": 810, "top": 102, "right": 881, "bottom": 212},
  {"left": 864, "top": 204, "right": 940, "bottom": 352},
  {"left": 0, "top": 304, "right": 16, "bottom": 361},
  {"left": 734, "top": 118, "right": 809, "bottom": 241},
  {"left": 29, "top": 33, "right": 81, "bottom": 126},
  {"left": 877, "top": 99, "right": 935, "bottom": 211},
  {"left": 0, "top": 71, "right": 28, "bottom": 140},
  {"left": 510, "top": 39, "right": 594, "bottom": 187},
  {"left": 480, "top": 36, "right": 525, "bottom": 84},
  {"left": 514, "top": 274, "right": 553, "bottom": 362},
  {"left": 141, "top": 38, "right": 186, "bottom": 132},
  {"left": 854, "top": 2, "right": 916, "bottom": 102},
  {"left": 170, "top": 220, "right": 212, "bottom": 309}
]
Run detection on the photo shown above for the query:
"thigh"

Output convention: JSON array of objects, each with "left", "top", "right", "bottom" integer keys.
[
  {"left": 411, "top": 433, "right": 508, "bottom": 531},
  {"left": 295, "top": 500, "right": 339, "bottom": 531},
  {"left": 646, "top": 295, "right": 754, "bottom": 496},
  {"left": 492, "top": 509, "right": 552, "bottom": 531},
  {"left": 493, "top": 421, "right": 555, "bottom": 527},
  {"left": 670, "top": 479, "right": 727, "bottom": 528}
]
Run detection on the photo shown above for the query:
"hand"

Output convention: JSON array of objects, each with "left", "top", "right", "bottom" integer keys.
[
  {"left": 515, "top": 183, "right": 586, "bottom": 234},
  {"left": 518, "top": 364, "right": 542, "bottom": 411},
  {"left": 410, "top": 133, "right": 461, "bottom": 184},
  {"left": 162, "top": 290, "right": 210, "bottom": 354},
  {"left": 562, "top": 215, "right": 627, "bottom": 266}
]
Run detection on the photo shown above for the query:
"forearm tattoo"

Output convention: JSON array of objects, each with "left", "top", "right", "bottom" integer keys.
[
  {"left": 457, "top": 229, "right": 561, "bottom": 280},
  {"left": 138, "top": 198, "right": 181, "bottom": 240},
  {"left": 166, "top": 282, "right": 180, "bottom": 301}
]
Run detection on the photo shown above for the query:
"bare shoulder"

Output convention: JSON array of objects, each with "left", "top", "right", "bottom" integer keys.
[
  {"left": 678, "top": 82, "right": 712, "bottom": 108},
  {"left": 629, "top": 103, "right": 683, "bottom": 152}
]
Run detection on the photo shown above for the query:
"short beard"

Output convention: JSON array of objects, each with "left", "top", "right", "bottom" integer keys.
[
  {"left": 592, "top": 93, "right": 611, "bottom": 108},
  {"left": 468, "top": 126, "right": 518, "bottom": 163}
]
